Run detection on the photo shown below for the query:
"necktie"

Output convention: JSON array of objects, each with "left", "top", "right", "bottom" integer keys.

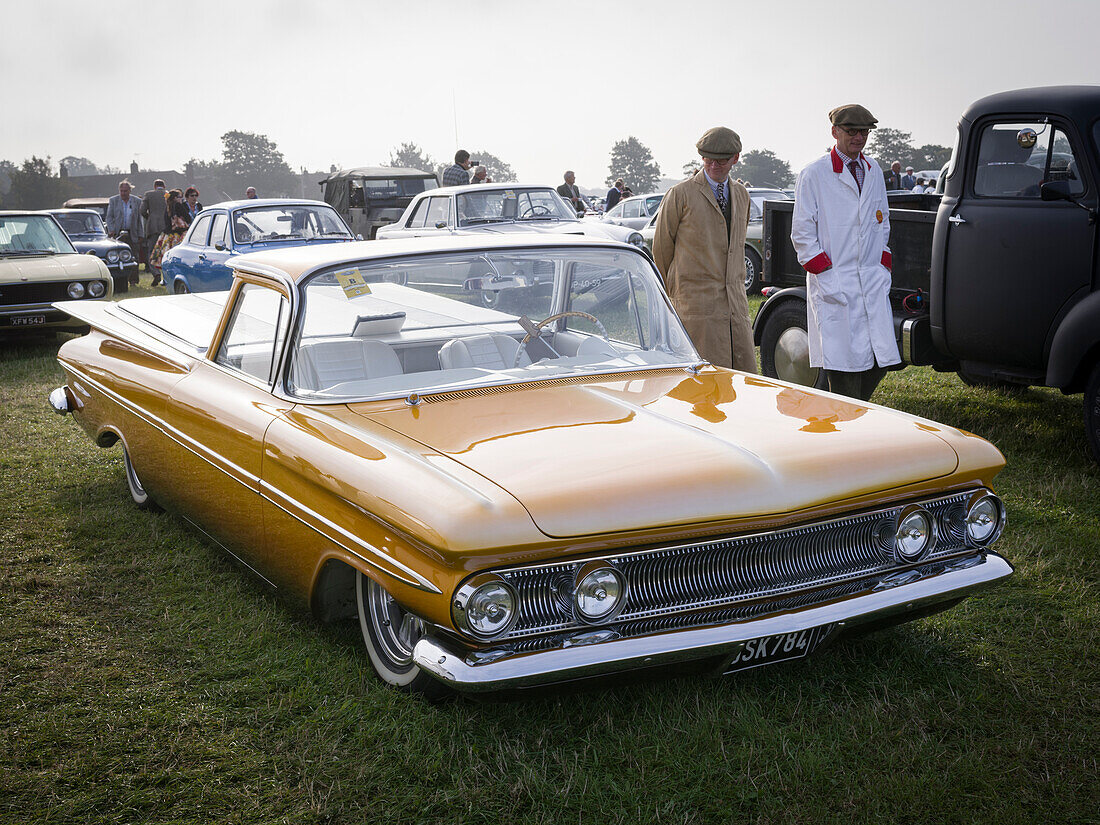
[
  {"left": 715, "top": 181, "right": 727, "bottom": 211},
  {"left": 848, "top": 160, "right": 863, "bottom": 193}
]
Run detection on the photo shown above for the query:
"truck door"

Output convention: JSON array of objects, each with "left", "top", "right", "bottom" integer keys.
[{"left": 940, "top": 119, "right": 1093, "bottom": 372}]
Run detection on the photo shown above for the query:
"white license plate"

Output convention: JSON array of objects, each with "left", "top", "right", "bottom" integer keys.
[
  {"left": 10, "top": 315, "right": 47, "bottom": 326},
  {"left": 723, "top": 625, "right": 833, "bottom": 674}
]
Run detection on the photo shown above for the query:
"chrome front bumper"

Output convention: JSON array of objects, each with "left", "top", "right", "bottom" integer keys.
[{"left": 413, "top": 552, "right": 1012, "bottom": 693}]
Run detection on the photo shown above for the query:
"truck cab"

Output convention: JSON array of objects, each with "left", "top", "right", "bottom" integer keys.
[
  {"left": 754, "top": 85, "right": 1100, "bottom": 462},
  {"left": 320, "top": 167, "right": 439, "bottom": 240}
]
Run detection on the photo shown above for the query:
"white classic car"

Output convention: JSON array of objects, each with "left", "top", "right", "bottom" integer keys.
[{"left": 375, "top": 184, "right": 648, "bottom": 252}]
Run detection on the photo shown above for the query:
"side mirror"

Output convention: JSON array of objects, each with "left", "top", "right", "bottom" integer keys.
[
  {"left": 355, "top": 233, "right": 364, "bottom": 241},
  {"left": 214, "top": 241, "right": 227, "bottom": 251},
  {"left": 1040, "top": 180, "right": 1071, "bottom": 202},
  {"left": 434, "top": 221, "right": 448, "bottom": 229}
]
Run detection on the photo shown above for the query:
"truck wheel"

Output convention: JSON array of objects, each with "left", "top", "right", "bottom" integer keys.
[
  {"left": 759, "top": 302, "right": 827, "bottom": 389},
  {"left": 1085, "top": 361, "right": 1100, "bottom": 463},
  {"left": 744, "top": 246, "right": 763, "bottom": 294}
]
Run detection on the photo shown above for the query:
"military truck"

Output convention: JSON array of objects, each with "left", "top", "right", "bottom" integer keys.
[
  {"left": 753, "top": 86, "right": 1100, "bottom": 462},
  {"left": 320, "top": 167, "right": 438, "bottom": 240}
]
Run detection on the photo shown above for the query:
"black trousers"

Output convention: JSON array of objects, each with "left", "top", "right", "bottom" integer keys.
[{"left": 825, "top": 364, "right": 888, "bottom": 402}]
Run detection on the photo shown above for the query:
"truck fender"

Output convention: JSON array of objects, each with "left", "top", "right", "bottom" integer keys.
[
  {"left": 752, "top": 287, "right": 807, "bottom": 345},
  {"left": 1046, "top": 290, "right": 1100, "bottom": 393}
]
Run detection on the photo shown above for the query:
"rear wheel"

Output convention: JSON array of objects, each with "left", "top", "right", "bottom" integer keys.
[
  {"left": 1085, "top": 361, "right": 1100, "bottom": 463},
  {"left": 173, "top": 279, "right": 190, "bottom": 294},
  {"left": 744, "top": 246, "right": 763, "bottom": 294},
  {"left": 759, "top": 301, "right": 828, "bottom": 389},
  {"left": 123, "top": 444, "right": 161, "bottom": 511},
  {"left": 356, "top": 572, "right": 449, "bottom": 699}
]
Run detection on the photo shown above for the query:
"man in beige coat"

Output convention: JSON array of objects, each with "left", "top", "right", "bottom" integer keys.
[{"left": 653, "top": 127, "right": 756, "bottom": 373}]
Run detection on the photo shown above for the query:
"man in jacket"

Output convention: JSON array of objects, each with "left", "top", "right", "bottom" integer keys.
[
  {"left": 884, "top": 160, "right": 903, "bottom": 190},
  {"left": 901, "top": 166, "right": 917, "bottom": 190},
  {"left": 605, "top": 179, "right": 625, "bottom": 211},
  {"left": 105, "top": 180, "right": 143, "bottom": 266},
  {"left": 557, "top": 171, "right": 584, "bottom": 213},
  {"left": 140, "top": 179, "right": 168, "bottom": 286},
  {"left": 652, "top": 127, "right": 756, "bottom": 373},
  {"left": 790, "top": 104, "right": 900, "bottom": 401},
  {"left": 442, "top": 150, "right": 472, "bottom": 187}
]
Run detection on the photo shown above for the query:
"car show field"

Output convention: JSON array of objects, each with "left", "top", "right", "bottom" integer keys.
[{"left": 1, "top": 281, "right": 1096, "bottom": 823}]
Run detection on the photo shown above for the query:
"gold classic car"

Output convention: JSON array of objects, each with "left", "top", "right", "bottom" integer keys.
[
  {"left": 50, "top": 235, "right": 1011, "bottom": 697},
  {"left": 2, "top": 211, "right": 113, "bottom": 333}
]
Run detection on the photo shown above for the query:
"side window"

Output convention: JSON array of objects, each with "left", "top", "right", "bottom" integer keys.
[
  {"left": 215, "top": 283, "right": 290, "bottom": 385},
  {"left": 607, "top": 203, "right": 624, "bottom": 218},
  {"left": 623, "top": 200, "right": 643, "bottom": 218},
  {"left": 645, "top": 196, "right": 662, "bottom": 215},
  {"left": 425, "top": 196, "right": 452, "bottom": 228},
  {"left": 188, "top": 214, "right": 213, "bottom": 245},
  {"left": 210, "top": 213, "right": 229, "bottom": 249},
  {"left": 406, "top": 199, "right": 428, "bottom": 229},
  {"left": 974, "top": 121, "right": 1084, "bottom": 198}
]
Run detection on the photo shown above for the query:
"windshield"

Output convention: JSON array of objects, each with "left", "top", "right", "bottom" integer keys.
[
  {"left": 52, "top": 212, "right": 107, "bottom": 237},
  {"left": 232, "top": 204, "right": 351, "bottom": 244},
  {"left": 284, "top": 246, "right": 698, "bottom": 401},
  {"left": 749, "top": 190, "right": 792, "bottom": 221},
  {"left": 0, "top": 215, "right": 77, "bottom": 255},
  {"left": 456, "top": 188, "right": 577, "bottom": 227}
]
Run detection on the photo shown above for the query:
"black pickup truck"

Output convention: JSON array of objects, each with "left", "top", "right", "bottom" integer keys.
[{"left": 753, "top": 86, "right": 1100, "bottom": 461}]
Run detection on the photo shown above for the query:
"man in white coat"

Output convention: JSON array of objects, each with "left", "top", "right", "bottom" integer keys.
[{"left": 791, "top": 104, "right": 900, "bottom": 401}]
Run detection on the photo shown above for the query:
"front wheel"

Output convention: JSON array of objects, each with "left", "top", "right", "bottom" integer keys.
[
  {"left": 1084, "top": 361, "right": 1100, "bottom": 464},
  {"left": 356, "top": 572, "right": 449, "bottom": 699},
  {"left": 172, "top": 279, "right": 190, "bottom": 295},
  {"left": 759, "top": 301, "right": 828, "bottom": 389},
  {"left": 744, "top": 246, "right": 763, "bottom": 294}
]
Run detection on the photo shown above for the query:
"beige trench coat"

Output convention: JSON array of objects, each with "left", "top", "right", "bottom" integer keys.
[{"left": 652, "top": 172, "right": 756, "bottom": 373}]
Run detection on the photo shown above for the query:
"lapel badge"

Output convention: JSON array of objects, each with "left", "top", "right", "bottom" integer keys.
[{"left": 876, "top": 209, "right": 883, "bottom": 223}]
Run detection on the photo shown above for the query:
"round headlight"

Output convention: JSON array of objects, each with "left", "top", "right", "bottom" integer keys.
[
  {"left": 966, "top": 493, "right": 1004, "bottom": 545},
  {"left": 120, "top": 248, "right": 132, "bottom": 262},
  {"left": 452, "top": 574, "right": 518, "bottom": 639},
  {"left": 628, "top": 232, "right": 645, "bottom": 247},
  {"left": 87, "top": 280, "right": 106, "bottom": 298},
  {"left": 106, "top": 250, "right": 120, "bottom": 263},
  {"left": 895, "top": 507, "right": 934, "bottom": 563},
  {"left": 67, "top": 282, "right": 85, "bottom": 299},
  {"left": 574, "top": 562, "right": 627, "bottom": 622}
]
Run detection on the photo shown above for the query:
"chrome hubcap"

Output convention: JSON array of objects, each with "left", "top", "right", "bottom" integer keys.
[
  {"left": 367, "top": 580, "right": 425, "bottom": 665},
  {"left": 775, "top": 327, "right": 820, "bottom": 387}
]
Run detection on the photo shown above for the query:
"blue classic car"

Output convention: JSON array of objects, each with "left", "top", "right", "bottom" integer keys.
[
  {"left": 161, "top": 199, "right": 355, "bottom": 293},
  {"left": 49, "top": 209, "right": 137, "bottom": 294}
]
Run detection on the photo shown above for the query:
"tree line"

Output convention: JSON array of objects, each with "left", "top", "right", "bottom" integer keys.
[{"left": 0, "top": 124, "right": 952, "bottom": 209}]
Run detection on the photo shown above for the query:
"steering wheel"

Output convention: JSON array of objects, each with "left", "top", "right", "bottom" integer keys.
[
  {"left": 520, "top": 204, "right": 552, "bottom": 218},
  {"left": 513, "top": 311, "right": 609, "bottom": 368}
]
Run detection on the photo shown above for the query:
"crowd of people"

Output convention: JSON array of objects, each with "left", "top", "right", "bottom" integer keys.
[
  {"left": 884, "top": 161, "right": 938, "bottom": 193},
  {"left": 104, "top": 180, "right": 256, "bottom": 286}
]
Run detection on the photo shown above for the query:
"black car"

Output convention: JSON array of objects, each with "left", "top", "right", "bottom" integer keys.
[{"left": 48, "top": 209, "right": 137, "bottom": 293}]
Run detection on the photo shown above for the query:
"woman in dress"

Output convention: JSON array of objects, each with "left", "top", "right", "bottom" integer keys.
[{"left": 149, "top": 189, "right": 192, "bottom": 286}]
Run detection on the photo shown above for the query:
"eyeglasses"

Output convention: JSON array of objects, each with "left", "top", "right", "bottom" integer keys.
[{"left": 838, "top": 127, "right": 871, "bottom": 137}]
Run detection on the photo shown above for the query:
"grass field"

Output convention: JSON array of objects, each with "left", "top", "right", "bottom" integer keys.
[{"left": 1, "top": 285, "right": 1097, "bottom": 824}]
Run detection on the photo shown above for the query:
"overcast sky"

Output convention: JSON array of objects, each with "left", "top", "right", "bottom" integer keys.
[{"left": 6, "top": 0, "right": 1099, "bottom": 190}]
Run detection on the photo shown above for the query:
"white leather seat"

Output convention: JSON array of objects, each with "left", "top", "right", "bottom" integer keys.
[
  {"left": 293, "top": 340, "right": 402, "bottom": 390},
  {"left": 438, "top": 334, "right": 530, "bottom": 370}
]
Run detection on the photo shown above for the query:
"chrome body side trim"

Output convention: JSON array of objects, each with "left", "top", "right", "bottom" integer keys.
[
  {"left": 58, "top": 362, "right": 439, "bottom": 593},
  {"left": 413, "top": 552, "right": 1013, "bottom": 692}
]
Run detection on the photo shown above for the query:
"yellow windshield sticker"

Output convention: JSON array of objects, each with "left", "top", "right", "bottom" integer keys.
[{"left": 334, "top": 267, "right": 371, "bottom": 298}]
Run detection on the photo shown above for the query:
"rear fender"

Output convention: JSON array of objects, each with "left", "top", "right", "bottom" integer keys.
[{"left": 1046, "top": 291, "right": 1100, "bottom": 392}]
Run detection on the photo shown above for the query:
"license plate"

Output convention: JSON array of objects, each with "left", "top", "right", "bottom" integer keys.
[
  {"left": 723, "top": 624, "right": 833, "bottom": 675},
  {"left": 10, "top": 315, "right": 47, "bottom": 326}
]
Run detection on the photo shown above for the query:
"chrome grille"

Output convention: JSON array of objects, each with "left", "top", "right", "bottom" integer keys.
[{"left": 498, "top": 490, "right": 974, "bottom": 640}]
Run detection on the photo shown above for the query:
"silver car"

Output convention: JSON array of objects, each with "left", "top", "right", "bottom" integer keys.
[
  {"left": 376, "top": 184, "right": 647, "bottom": 251},
  {"left": 601, "top": 193, "right": 664, "bottom": 230}
]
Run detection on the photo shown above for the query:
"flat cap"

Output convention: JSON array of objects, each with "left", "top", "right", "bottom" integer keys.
[
  {"left": 828, "top": 104, "right": 878, "bottom": 129},
  {"left": 696, "top": 126, "right": 742, "bottom": 160}
]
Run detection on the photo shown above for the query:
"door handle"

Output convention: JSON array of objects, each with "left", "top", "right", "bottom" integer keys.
[{"left": 948, "top": 215, "right": 966, "bottom": 225}]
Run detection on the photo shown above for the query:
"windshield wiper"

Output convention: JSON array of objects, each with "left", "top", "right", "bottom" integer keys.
[
  {"left": 519, "top": 216, "right": 563, "bottom": 222},
  {"left": 3, "top": 249, "right": 58, "bottom": 256},
  {"left": 311, "top": 232, "right": 352, "bottom": 239},
  {"left": 461, "top": 217, "right": 510, "bottom": 225}
]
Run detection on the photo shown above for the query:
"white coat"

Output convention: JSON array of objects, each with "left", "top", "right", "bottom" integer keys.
[{"left": 791, "top": 149, "right": 900, "bottom": 372}]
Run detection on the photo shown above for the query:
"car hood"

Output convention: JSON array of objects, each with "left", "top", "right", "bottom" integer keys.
[
  {"left": 352, "top": 369, "right": 976, "bottom": 539},
  {"left": 0, "top": 254, "right": 106, "bottom": 282}
]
